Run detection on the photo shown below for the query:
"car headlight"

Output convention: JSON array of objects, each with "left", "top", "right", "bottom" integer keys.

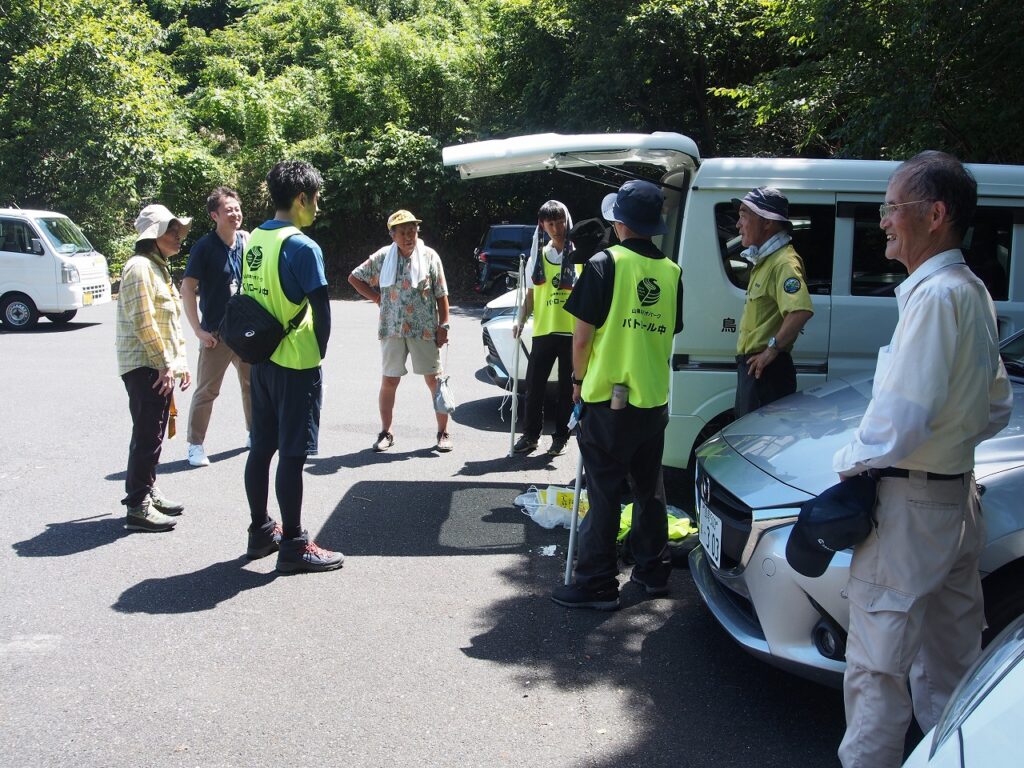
[
  {"left": 928, "top": 615, "right": 1024, "bottom": 757},
  {"left": 481, "top": 306, "right": 517, "bottom": 323},
  {"left": 61, "top": 262, "right": 80, "bottom": 284}
]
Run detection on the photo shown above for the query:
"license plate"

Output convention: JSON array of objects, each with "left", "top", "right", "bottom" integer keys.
[
  {"left": 699, "top": 500, "right": 722, "bottom": 569},
  {"left": 82, "top": 292, "right": 93, "bottom": 305}
]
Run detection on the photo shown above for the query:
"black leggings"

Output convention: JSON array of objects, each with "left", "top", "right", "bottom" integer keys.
[{"left": 245, "top": 449, "right": 305, "bottom": 539}]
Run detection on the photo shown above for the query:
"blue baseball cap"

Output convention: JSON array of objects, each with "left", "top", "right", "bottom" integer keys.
[
  {"left": 785, "top": 474, "right": 878, "bottom": 578},
  {"left": 601, "top": 180, "right": 667, "bottom": 237}
]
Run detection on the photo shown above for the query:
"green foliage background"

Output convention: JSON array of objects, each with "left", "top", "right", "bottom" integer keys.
[{"left": 1, "top": 0, "right": 1021, "bottom": 290}]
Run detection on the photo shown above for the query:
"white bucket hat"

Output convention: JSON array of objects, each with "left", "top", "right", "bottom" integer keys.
[{"left": 134, "top": 204, "right": 192, "bottom": 244}]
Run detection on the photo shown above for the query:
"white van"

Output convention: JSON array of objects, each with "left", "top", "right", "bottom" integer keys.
[
  {"left": 443, "top": 133, "right": 1024, "bottom": 467},
  {"left": 0, "top": 208, "right": 111, "bottom": 330}
]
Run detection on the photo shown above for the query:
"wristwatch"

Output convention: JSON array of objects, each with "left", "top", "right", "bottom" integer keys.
[
  {"left": 573, "top": 375, "right": 585, "bottom": 386},
  {"left": 767, "top": 336, "right": 778, "bottom": 350},
  {"left": 438, "top": 323, "right": 450, "bottom": 330}
]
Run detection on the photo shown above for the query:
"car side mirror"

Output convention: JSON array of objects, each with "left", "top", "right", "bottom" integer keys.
[{"left": 30, "top": 238, "right": 44, "bottom": 255}]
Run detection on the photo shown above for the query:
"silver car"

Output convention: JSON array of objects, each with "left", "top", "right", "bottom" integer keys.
[{"left": 690, "top": 331, "right": 1024, "bottom": 686}]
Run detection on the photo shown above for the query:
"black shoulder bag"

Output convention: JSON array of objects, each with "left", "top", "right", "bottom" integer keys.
[{"left": 219, "top": 294, "right": 308, "bottom": 364}]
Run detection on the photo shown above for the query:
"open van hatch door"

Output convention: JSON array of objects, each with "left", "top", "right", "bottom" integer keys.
[{"left": 442, "top": 132, "right": 700, "bottom": 181}]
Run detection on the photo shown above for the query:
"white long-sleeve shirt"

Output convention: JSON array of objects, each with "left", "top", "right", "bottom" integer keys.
[{"left": 833, "top": 249, "right": 1012, "bottom": 476}]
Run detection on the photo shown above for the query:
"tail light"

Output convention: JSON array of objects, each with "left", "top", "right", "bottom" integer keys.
[{"left": 478, "top": 251, "right": 488, "bottom": 263}]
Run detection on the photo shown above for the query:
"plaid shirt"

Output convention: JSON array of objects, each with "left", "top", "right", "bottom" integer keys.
[{"left": 115, "top": 252, "right": 188, "bottom": 377}]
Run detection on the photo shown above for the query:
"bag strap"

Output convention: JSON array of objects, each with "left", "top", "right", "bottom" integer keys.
[
  {"left": 270, "top": 228, "right": 309, "bottom": 335},
  {"left": 285, "top": 301, "right": 308, "bottom": 333}
]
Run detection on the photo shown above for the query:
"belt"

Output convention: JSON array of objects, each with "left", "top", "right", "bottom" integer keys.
[{"left": 871, "top": 468, "right": 967, "bottom": 481}]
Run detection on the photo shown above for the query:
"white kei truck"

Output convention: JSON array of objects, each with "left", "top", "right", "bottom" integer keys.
[{"left": 0, "top": 208, "right": 111, "bottom": 330}]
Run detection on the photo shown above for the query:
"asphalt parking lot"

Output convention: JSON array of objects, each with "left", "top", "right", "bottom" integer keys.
[{"left": 0, "top": 299, "right": 845, "bottom": 767}]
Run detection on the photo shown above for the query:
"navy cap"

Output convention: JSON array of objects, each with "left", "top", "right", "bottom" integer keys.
[
  {"left": 601, "top": 180, "right": 667, "bottom": 237},
  {"left": 785, "top": 474, "right": 878, "bottom": 578},
  {"left": 732, "top": 186, "right": 791, "bottom": 226}
]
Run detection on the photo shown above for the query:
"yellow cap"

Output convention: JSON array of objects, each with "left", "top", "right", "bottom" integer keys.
[{"left": 387, "top": 209, "right": 421, "bottom": 229}]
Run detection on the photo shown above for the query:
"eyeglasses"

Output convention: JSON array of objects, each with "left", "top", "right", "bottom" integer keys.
[{"left": 879, "top": 200, "right": 933, "bottom": 220}]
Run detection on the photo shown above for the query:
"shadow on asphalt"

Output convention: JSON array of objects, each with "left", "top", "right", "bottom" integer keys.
[
  {"left": 12, "top": 514, "right": 130, "bottom": 556},
  {"left": 103, "top": 447, "right": 248, "bottom": 481},
  {"left": 93, "top": 478, "right": 846, "bottom": 762},
  {"left": 455, "top": 450, "right": 563, "bottom": 478},
  {"left": 305, "top": 446, "right": 441, "bottom": 474},
  {"left": 112, "top": 558, "right": 277, "bottom": 614},
  {"left": 461, "top": 561, "right": 847, "bottom": 768},
  {"left": 312, "top": 479, "right": 844, "bottom": 766},
  {"left": 317, "top": 479, "right": 564, "bottom": 557},
  {"left": 0, "top": 321, "right": 101, "bottom": 335},
  {"left": 450, "top": 393, "right": 516, "bottom": 433}
]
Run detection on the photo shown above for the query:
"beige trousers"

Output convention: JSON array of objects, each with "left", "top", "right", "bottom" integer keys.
[
  {"left": 186, "top": 337, "right": 252, "bottom": 445},
  {"left": 839, "top": 472, "right": 985, "bottom": 768}
]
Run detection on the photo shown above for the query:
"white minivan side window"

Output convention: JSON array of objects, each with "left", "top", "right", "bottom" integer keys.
[
  {"left": 715, "top": 202, "right": 835, "bottom": 295},
  {"left": 851, "top": 204, "right": 1014, "bottom": 301}
]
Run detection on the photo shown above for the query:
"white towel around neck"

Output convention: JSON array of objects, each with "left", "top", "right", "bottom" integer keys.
[{"left": 379, "top": 238, "right": 427, "bottom": 288}]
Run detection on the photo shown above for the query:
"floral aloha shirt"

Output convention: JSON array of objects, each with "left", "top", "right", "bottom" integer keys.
[{"left": 352, "top": 244, "right": 448, "bottom": 340}]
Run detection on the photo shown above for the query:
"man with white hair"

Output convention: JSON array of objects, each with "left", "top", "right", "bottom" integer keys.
[
  {"left": 733, "top": 186, "right": 814, "bottom": 417},
  {"left": 511, "top": 200, "right": 581, "bottom": 457},
  {"left": 834, "top": 151, "right": 1011, "bottom": 767}
]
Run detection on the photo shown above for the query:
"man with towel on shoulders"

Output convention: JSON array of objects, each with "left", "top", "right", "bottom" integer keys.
[{"left": 349, "top": 209, "right": 452, "bottom": 452}]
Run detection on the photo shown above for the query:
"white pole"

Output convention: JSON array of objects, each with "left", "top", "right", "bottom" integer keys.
[
  {"left": 564, "top": 448, "right": 585, "bottom": 585},
  {"left": 507, "top": 255, "right": 527, "bottom": 457}
]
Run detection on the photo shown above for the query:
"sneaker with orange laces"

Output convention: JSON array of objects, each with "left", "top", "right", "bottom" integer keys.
[{"left": 276, "top": 530, "right": 344, "bottom": 574}]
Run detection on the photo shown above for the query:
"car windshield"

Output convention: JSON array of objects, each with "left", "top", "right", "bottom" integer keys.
[{"left": 35, "top": 217, "right": 92, "bottom": 254}]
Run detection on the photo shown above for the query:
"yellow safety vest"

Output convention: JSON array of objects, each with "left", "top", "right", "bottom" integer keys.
[
  {"left": 532, "top": 247, "right": 580, "bottom": 337},
  {"left": 582, "top": 245, "right": 680, "bottom": 408},
  {"left": 242, "top": 226, "right": 320, "bottom": 370}
]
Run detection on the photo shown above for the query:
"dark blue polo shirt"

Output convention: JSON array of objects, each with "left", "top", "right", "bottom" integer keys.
[{"left": 184, "top": 230, "right": 246, "bottom": 331}]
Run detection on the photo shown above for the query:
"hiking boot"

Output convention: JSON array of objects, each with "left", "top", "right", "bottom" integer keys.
[
  {"left": 149, "top": 486, "right": 184, "bottom": 516},
  {"left": 436, "top": 431, "right": 453, "bottom": 452},
  {"left": 373, "top": 431, "right": 394, "bottom": 452},
  {"left": 512, "top": 435, "right": 539, "bottom": 454},
  {"left": 187, "top": 443, "right": 210, "bottom": 467},
  {"left": 551, "top": 583, "right": 620, "bottom": 611},
  {"left": 630, "top": 569, "right": 670, "bottom": 597},
  {"left": 276, "top": 531, "right": 344, "bottom": 574},
  {"left": 547, "top": 436, "right": 568, "bottom": 456},
  {"left": 126, "top": 498, "right": 176, "bottom": 533},
  {"left": 246, "top": 518, "right": 283, "bottom": 560}
]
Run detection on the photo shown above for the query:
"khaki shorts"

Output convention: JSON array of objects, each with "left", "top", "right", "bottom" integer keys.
[{"left": 382, "top": 336, "right": 440, "bottom": 377}]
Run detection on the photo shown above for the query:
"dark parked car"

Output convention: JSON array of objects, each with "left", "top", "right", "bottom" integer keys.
[{"left": 473, "top": 224, "right": 543, "bottom": 293}]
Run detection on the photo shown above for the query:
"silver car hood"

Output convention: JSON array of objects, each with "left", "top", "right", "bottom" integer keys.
[{"left": 719, "top": 376, "right": 1024, "bottom": 496}]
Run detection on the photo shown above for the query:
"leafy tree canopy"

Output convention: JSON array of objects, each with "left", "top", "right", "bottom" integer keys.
[{"left": 1, "top": 0, "right": 1020, "bottom": 283}]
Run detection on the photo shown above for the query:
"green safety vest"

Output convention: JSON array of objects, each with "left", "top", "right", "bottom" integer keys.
[
  {"left": 532, "top": 247, "right": 580, "bottom": 337},
  {"left": 242, "top": 226, "right": 320, "bottom": 370},
  {"left": 582, "top": 244, "right": 680, "bottom": 408}
]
